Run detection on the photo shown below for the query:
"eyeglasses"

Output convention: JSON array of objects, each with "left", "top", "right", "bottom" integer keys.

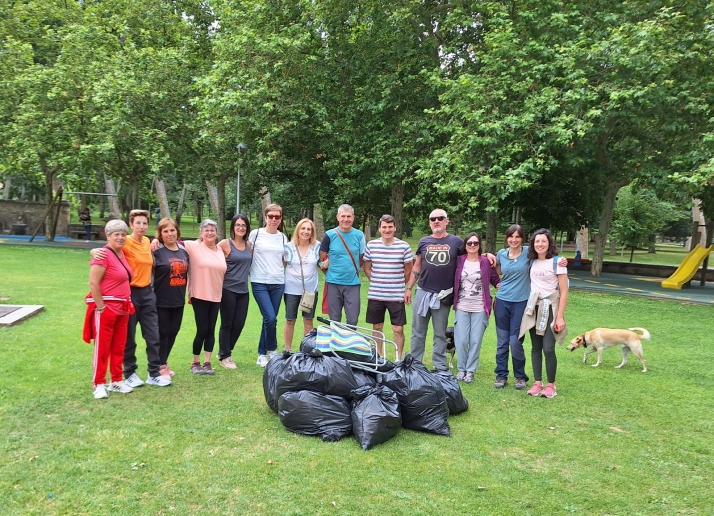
[
  {"left": 266, "top": 214, "right": 282, "bottom": 220},
  {"left": 430, "top": 216, "right": 446, "bottom": 222},
  {"left": 466, "top": 241, "right": 480, "bottom": 247},
  {"left": 234, "top": 224, "right": 247, "bottom": 228}
]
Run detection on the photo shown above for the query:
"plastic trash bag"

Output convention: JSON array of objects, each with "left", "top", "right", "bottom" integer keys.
[
  {"left": 351, "top": 385, "right": 401, "bottom": 450},
  {"left": 263, "top": 350, "right": 294, "bottom": 412},
  {"left": 299, "top": 328, "right": 319, "bottom": 354},
  {"left": 431, "top": 370, "right": 469, "bottom": 415},
  {"left": 382, "top": 354, "right": 450, "bottom": 436},
  {"left": 278, "top": 390, "right": 352, "bottom": 442},
  {"left": 273, "top": 350, "right": 359, "bottom": 402},
  {"left": 351, "top": 369, "right": 378, "bottom": 389}
]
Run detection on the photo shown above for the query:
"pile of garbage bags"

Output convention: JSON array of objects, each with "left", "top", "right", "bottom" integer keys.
[{"left": 263, "top": 348, "right": 469, "bottom": 450}]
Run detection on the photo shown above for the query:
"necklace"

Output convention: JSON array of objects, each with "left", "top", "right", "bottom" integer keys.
[{"left": 509, "top": 246, "right": 522, "bottom": 262}]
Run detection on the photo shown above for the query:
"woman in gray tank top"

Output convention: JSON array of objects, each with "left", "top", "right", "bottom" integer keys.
[{"left": 216, "top": 214, "right": 252, "bottom": 369}]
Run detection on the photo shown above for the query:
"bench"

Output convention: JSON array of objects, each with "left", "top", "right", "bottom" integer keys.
[{"left": 69, "top": 224, "right": 103, "bottom": 241}]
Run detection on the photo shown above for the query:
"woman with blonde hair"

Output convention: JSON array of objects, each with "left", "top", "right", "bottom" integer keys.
[
  {"left": 249, "top": 203, "right": 288, "bottom": 366},
  {"left": 283, "top": 218, "right": 320, "bottom": 350}
]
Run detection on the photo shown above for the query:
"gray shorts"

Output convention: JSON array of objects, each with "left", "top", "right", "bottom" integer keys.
[{"left": 284, "top": 292, "right": 318, "bottom": 321}]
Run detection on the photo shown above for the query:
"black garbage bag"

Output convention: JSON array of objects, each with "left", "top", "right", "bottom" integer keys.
[
  {"left": 274, "top": 350, "right": 359, "bottom": 402},
  {"left": 431, "top": 370, "right": 469, "bottom": 415},
  {"left": 351, "top": 385, "right": 401, "bottom": 450},
  {"left": 278, "top": 390, "right": 352, "bottom": 442},
  {"left": 382, "top": 354, "right": 450, "bottom": 436},
  {"left": 351, "top": 369, "right": 378, "bottom": 389},
  {"left": 263, "top": 350, "right": 294, "bottom": 412},
  {"left": 299, "top": 328, "right": 318, "bottom": 354}
]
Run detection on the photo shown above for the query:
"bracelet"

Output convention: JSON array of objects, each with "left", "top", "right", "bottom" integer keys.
[{"left": 97, "top": 306, "right": 106, "bottom": 312}]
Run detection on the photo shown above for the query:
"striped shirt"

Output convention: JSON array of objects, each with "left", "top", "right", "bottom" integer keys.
[{"left": 363, "top": 238, "right": 413, "bottom": 301}]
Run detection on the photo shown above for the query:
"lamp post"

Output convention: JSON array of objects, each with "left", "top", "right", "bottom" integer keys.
[{"left": 235, "top": 143, "right": 248, "bottom": 215}]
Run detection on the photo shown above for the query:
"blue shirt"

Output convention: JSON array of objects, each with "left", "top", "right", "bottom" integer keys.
[
  {"left": 320, "top": 228, "right": 366, "bottom": 286},
  {"left": 496, "top": 246, "right": 531, "bottom": 302}
]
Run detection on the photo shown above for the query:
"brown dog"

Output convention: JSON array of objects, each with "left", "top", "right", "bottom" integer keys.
[{"left": 567, "top": 328, "right": 649, "bottom": 373}]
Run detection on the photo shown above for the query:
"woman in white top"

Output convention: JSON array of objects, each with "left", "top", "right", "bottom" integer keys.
[
  {"left": 520, "top": 228, "right": 569, "bottom": 399},
  {"left": 283, "top": 218, "right": 320, "bottom": 350},
  {"left": 249, "top": 203, "right": 287, "bottom": 367}
]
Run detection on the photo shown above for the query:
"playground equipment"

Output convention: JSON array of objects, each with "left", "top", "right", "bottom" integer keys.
[{"left": 661, "top": 244, "right": 713, "bottom": 289}]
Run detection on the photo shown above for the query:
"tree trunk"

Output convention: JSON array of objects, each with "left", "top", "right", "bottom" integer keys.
[
  {"left": 175, "top": 184, "right": 187, "bottom": 224},
  {"left": 217, "top": 173, "right": 227, "bottom": 241},
  {"left": 314, "top": 204, "right": 324, "bottom": 240},
  {"left": 591, "top": 180, "right": 625, "bottom": 277},
  {"left": 3, "top": 175, "right": 11, "bottom": 200},
  {"left": 206, "top": 180, "right": 220, "bottom": 219},
  {"left": 38, "top": 152, "right": 60, "bottom": 241},
  {"left": 104, "top": 174, "right": 121, "bottom": 219},
  {"left": 648, "top": 234, "right": 656, "bottom": 253},
  {"left": 629, "top": 247, "right": 635, "bottom": 262},
  {"left": 485, "top": 209, "right": 498, "bottom": 255},
  {"left": 155, "top": 178, "right": 171, "bottom": 219},
  {"left": 391, "top": 181, "right": 404, "bottom": 239}
]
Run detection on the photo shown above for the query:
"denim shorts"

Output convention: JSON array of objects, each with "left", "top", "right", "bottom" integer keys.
[{"left": 284, "top": 292, "right": 319, "bottom": 321}]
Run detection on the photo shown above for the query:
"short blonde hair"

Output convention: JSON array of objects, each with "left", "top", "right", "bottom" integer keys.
[
  {"left": 156, "top": 217, "right": 180, "bottom": 242},
  {"left": 105, "top": 219, "right": 129, "bottom": 235},
  {"left": 291, "top": 218, "right": 317, "bottom": 246}
]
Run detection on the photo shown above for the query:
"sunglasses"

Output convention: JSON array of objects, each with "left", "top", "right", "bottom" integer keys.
[
  {"left": 266, "top": 214, "right": 282, "bottom": 220},
  {"left": 430, "top": 216, "right": 446, "bottom": 222},
  {"left": 466, "top": 241, "right": 480, "bottom": 247}
]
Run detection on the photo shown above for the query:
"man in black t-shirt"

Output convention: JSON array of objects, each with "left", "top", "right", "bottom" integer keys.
[{"left": 405, "top": 209, "right": 463, "bottom": 370}]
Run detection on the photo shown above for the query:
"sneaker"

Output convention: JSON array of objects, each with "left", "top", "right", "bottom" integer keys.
[
  {"left": 202, "top": 362, "right": 215, "bottom": 375},
  {"left": 124, "top": 373, "right": 145, "bottom": 388},
  {"left": 527, "top": 382, "right": 544, "bottom": 396},
  {"left": 93, "top": 384, "right": 108, "bottom": 399},
  {"left": 219, "top": 357, "right": 237, "bottom": 370},
  {"left": 464, "top": 372, "right": 474, "bottom": 384},
  {"left": 267, "top": 350, "right": 279, "bottom": 361},
  {"left": 146, "top": 375, "right": 172, "bottom": 387},
  {"left": 456, "top": 371, "right": 466, "bottom": 381},
  {"left": 515, "top": 378, "right": 527, "bottom": 390},
  {"left": 493, "top": 377, "right": 507, "bottom": 389},
  {"left": 256, "top": 355, "right": 268, "bottom": 367},
  {"left": 159, "top": 364, "right": 172, "bottom": 380},
  {"left": 190, "top": 362, "right": 206, "bottom": 375},
  {"left": 108, "top": 381, "right": 133, "bottom": 394},
  {"left": 541, "top": 384, "right": 557, "bottom": 398}
]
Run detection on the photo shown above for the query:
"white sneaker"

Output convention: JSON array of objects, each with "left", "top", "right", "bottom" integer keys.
[
  {"left": 146, "top": 375, "right": 172, "bottom": 387},
  {"left": 108, "top": 381, "right": 133, "bottom": 394},
  {"left": 256, "top": 355, "right": 268, "bottom": 367},
  {"left": 125, "top": 373, "right": 145, "bottom": 388},
  {"left": 267, "top": 350, "right": 279, "bottom": 361},
  {"left": 93, "top": 384, "right": 108, "bottom": 399}
]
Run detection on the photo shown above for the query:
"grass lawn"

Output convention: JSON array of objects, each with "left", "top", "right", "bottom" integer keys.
[{"left": 1, "top": 245, "right": 712, "bottom": 515}]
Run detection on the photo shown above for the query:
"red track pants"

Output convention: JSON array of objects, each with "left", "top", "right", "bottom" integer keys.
[{"left": 92, "top": 307, "right": 129, "bottom": 386}]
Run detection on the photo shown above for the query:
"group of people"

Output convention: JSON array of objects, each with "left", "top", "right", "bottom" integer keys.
[{"left": 83, "top": 204, "right": 569, "bottom": 400}]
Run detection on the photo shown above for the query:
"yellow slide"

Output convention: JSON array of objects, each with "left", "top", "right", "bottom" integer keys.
[{"left": 661, "top": 244, "right": 714, "bottom": 289}]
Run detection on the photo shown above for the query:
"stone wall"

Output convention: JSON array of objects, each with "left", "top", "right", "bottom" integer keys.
[{"left": 0, "top": 199, "right": 70, "bottom": 236}]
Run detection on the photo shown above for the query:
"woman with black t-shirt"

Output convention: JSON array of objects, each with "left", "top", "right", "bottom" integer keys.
[{"left": 153, "top": 217, "right": 189, "bottom": 379}]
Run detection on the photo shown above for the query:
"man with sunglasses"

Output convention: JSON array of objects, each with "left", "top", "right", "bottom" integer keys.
[
  {"left": 319, "top": 204, "right": 366, "bottom": 325},
  {"left": 405, "top": 209, "right": 463, "bottom": 370}
]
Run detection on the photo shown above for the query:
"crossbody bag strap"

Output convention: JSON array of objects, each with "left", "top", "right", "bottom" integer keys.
[
  {"left": 294, "top": 244, "right": 307, "bottom": 291},
  {"left": 107, "top": 245, "right": 133, "bottom": 283},
  {"left": 333, "top": 230, "right": 360, "bottom": 277}
]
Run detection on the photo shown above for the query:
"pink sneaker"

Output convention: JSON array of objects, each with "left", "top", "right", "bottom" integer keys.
[
  {"left": 527, "top": 382, "right": 544, "bottom": 396},
  {"left": 166, "top": 362, "right": 175, "bottom": 377},
  {"left": 159, "top": 364, "right": 172, "bottom": 380},
  {"left": 541, "top": 384, "right": 557, "bottom": 398}
]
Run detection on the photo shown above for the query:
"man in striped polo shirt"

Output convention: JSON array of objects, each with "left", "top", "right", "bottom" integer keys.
[{"left": 363, "top": 214, "right": 413, "bottom": 359}]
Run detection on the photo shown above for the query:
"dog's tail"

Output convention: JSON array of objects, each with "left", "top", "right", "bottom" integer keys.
[{"left": 628, "top": 327, "right": 650, "bottom": 340}]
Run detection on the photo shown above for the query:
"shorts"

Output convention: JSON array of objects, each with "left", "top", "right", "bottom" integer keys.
[
  {"left": 284, "top": 292, "right": 318, "bottom": 321},
  {"left": 366, "top": 299, "right": 407, "bottom": 326}
]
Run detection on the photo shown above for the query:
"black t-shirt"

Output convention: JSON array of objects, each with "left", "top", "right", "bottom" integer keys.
[
  {"left": 416, "top": 233, "right": 464, "bottom": 294},
  {"left": 153, "top": 245, "right": 189, "bottom": 308}
]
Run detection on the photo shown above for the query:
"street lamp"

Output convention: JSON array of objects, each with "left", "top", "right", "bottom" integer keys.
[{"left": 235, "top": 143, "right": 248, "bottom": 215}]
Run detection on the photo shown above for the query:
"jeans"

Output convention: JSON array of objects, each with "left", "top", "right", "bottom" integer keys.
[
  {"left": 494, "top": 299, "right": 529, "bottom": 381},
  {"left": 454, "top": 309, "right": 489, "bottom": 373},
  {"left": 409, "top": 287, "right": 452, "bottom": 371},
  {"left": 251, "top": 282, "right": 284, "bottom": 356}
]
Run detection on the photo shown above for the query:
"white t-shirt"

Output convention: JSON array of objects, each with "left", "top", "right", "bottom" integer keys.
[
  {"left": 530, "top": 257, "right": 567, "bottom": 297},
  {"left": 283, "top": 243, "right": 320, "bottom": 295},
  {"left": 248, "top": 229, "right": 286, "bottom": 284},
  {"left": 457, "top": 259, "right": 484, "bottom": 312}
]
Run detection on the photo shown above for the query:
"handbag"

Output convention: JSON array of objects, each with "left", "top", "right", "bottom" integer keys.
[{"left": 295, "top": 244, "right": 316, "bottom": 313}]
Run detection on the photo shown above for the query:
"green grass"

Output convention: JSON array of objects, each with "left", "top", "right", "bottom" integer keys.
[{"left": 1, "top": 245, "right": 712, "bottom": 515}]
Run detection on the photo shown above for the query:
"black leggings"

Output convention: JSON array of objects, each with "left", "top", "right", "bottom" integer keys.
[
  {"left": 530, "top": 312, "right": 558, "bottom": 383},
  {"left": 157, "top": 306, "right": 184, "bottom": 364},
  {"left": 191, "top": 298, "right": 220, "bottom": 355},
  {"left": 218, "top": 289, "right": 249, "bottom": 359}
]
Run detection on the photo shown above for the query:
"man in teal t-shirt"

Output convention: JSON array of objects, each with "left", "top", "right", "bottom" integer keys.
[{"left": 319, "top": 204, "right": 366, "bottom": 325}]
